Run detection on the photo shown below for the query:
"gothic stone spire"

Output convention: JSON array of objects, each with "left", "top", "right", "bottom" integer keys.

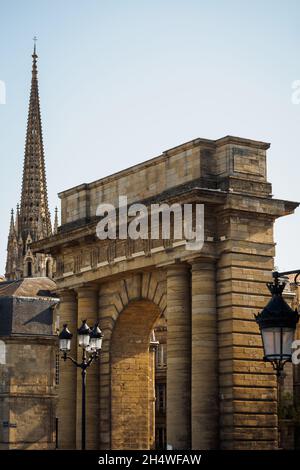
[
  {"left": 5, "top": 43, "right": 53, "bottom": 280},
  {"left": 20, "top": 43, "right": 52, "bottom": 242}
]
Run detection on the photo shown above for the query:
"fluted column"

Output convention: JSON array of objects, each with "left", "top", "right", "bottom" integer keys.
[
  {"left": 166, "top": 264, "right": 191, "bottom": 449},
  {"left": 76, "top": 285, "right": 99, "bottom": 450},
  {"left": 191, "top": 261, "right": 218, "bottom": 449},
  {"left": 149, "top": 341, "right": 157, "bottom": 450},
  {"left": 57, "top": 289, "right": 77, "bottom": 449}
]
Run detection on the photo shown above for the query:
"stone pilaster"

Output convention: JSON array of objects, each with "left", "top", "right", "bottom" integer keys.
[
  {"left": 217, "top": 213, "right": 278, "bottom": 449},
  {"left": 191, "top": 260, "right": 218, "bottom": 449},
  {"left": 57, "top": 289, "right": 77, "bottom": 449},
  {"left": 166, "top": 264, "right": 191, "bottom": 449},
  {"left": 76, "top": 285, "right": 99, "bottom": 450},
  {"left": 98, "top": 283, "right": 115, "bottom": 450}
]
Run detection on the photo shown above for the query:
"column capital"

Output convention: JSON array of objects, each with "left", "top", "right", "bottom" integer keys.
[
  {"left": 166, "top": 262, "right": 190, "bottom": 277},
  {"left": 76, "top": 284, "right": 99, "bottom": 297},
  {"left": 58, "top": 288, "right": 77, "bottom": 302},
  {"left": 190, "top": 259, "right": 216, "bottom": 271}
]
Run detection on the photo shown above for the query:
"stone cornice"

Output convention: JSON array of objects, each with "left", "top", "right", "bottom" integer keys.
[
  {"left": 32, "top": 186, "right": 227, "bottom": 253},
  {"left": 58, "top": 135, "right": 270, "bottom": 198}
]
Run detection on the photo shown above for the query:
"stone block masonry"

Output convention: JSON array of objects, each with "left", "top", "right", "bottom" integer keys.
[{"left": 33, "top": 135, "right": 299, "bottom": 449}]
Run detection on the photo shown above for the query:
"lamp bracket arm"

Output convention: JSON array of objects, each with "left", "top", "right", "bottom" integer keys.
[
  {"left": 273, "top": 269, "right": 300, "bottom": 285},
  {"left": 86, "top": 353, "right": 97, "bottom": 368},
  {"left": 62, "top": 355, "right": 80, "bottom": 367}
]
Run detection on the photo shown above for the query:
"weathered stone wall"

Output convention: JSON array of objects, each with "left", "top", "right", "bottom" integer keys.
[
  {"left": 59, "top": 136, "right": 269, "bottom": 225},
  {"left": 33, "top": 135, "right": 298, "bottom": 450},
  {"left": 217, "top": 214, "right": 278, "bottom": 449},
  {"left": 0, "top": 338, "right": 57, "bottom": 449}
]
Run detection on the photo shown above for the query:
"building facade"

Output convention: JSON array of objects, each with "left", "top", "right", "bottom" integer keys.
[
  {"left": 5, "top": 46, "right": 56, "bottom": 281},
  {"left": 33, "top": 135, "right": 298, "bottom": 450},
  {"left": 0, "top": 277, "right": 58, "bottom": 449}
]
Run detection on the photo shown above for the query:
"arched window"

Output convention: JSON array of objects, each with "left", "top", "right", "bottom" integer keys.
[
  {"left": 27, "top": 261, "right": 32, "bottom": 277},
  {"left": 46, "top": 259, "right": 51, "bottom": 278}
]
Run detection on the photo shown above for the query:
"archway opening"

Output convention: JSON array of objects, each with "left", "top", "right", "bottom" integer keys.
[
  {"left": 27, "top": 260, "right": 32, "bottom": 277},
  {"left": 153, "top": 314, "right": 167, "bottom": 450},
  {"left": 110, "top": 299, "right": 161, "bottom": 450},
  {"left": 46, "top": 259, "right": 51, "bottom": 278}
]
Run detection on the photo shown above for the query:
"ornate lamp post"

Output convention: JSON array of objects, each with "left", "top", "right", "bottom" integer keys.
[
  {"left": 255, "top": 270, "right": 299, "bottom": 377},
  {"left": 58, "top": 320, "right": 103, "bottom": 450}
]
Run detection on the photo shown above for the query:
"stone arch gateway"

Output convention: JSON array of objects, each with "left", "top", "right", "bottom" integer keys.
[
  {"left": 33, "top": 135, "right": 299, "bottom": 450},
  {"left": 111, "top": 299, "right": 161, "bottom": 449}
]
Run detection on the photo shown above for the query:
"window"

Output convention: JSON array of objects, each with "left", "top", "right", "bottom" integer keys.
[
  {"left": 155, "top": 426, "right": 166, "bottom": 450},
  {"left": 46, "top": 260, "right": 51, "bottom": 278},
  {"left": 155, "top": 344, "right": 167, "bottom": 369},
  {"left": 156, "top": 383, "right": 166, "bottom": 414},
  {"left": 27, "top": 261, "right": 32, "bottom": 277}
]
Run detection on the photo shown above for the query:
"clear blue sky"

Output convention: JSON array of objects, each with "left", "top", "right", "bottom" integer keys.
[{"left": 0, "top": 0, "right": 300, "bottom": 274}]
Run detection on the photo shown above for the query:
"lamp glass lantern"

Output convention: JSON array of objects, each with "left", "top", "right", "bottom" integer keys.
[
  {"left": 255, "top": 281, "right": 299, "bottom": 372},
  {"left": 261, "top": 327, "right": 295, "bottom": 361},
  {"left": 77, "top": 320, "right": 91, "bottom": 349},
  {"left": 90, "top": 323, "right": 103, "bottom": 351},
  {"left": 59, "top": 324, "right": 73, "bottom": 352}
]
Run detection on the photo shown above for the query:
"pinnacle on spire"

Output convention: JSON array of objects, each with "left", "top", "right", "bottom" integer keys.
[
  {"left": 15, "top": 204, "right": 20, "bottom": 235},
  {"left": 33, "top": 36, "right": 37, "bottom": 54},
  {"left": 5, "top": 209, "right": 17, "bottom": 279},
  {"left": 32, "top": 37, "right": 38, "bottom": 79},
  {"left": 32, "top": 36, "right": 38, "bottom": 60},
  {"left": 8, "top": 209, "right": 15, "bottom": 238},
  {"left": 53, "top": 207, "right": 59, "bottom": 235}
]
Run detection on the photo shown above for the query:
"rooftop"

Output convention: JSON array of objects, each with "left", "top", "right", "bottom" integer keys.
[{"left": 0, "top": 277, "right": 57, "bottom": 299}]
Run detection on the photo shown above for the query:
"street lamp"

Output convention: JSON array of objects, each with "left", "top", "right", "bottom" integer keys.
[
  {"left": 255, "top": 270, "right": 300, "bottom": 376},
  {"left": 58, "top": 319, "right": 103, "bottom": 450},
  {"left": 58, "top": 324, "right": 72, "bottom": 353},
  {"left": 90, "top": 323, "right": 104, "bottom": 351},
  {"left": 77, "top": 319, "right": 91, "bottom": 349}
]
